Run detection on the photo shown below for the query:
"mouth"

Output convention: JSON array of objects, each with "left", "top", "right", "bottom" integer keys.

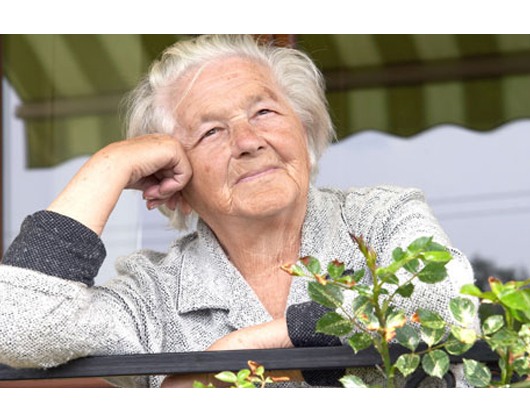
[{"left": 236, "top": 166, "right": 280, "bottom": 184}]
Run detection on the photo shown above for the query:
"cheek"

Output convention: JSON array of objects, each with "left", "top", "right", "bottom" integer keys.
[
  {"left": 202, "top": 164, "right": 213, "bottom": 176},
  {"left": 185, "top": 157, "right": 227, "bottom": 200}
]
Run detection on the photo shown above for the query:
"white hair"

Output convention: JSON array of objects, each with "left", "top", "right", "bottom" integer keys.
[{"left": 123, "top": 34, "right": 335, "bottom": 230}]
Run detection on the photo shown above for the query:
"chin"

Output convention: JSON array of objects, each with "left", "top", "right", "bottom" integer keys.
[{"left": 234, "top": 184, "right": 305, "bottom": 218}]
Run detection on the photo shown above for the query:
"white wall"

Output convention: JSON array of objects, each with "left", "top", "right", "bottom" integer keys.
[
  {"left": 2, "top": 79, "right": 142, "bottom": 285},
  {"left": 315, "top": 122, "right": 530, "bottom": 274}
]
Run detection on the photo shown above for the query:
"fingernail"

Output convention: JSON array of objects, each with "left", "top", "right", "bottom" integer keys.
[{"left": 146, "top": 201, "right": 159, "bottom": 210}]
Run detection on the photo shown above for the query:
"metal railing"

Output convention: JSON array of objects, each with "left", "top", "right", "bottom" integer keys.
[{"left": 0, "top": 341, "right": 498, "bottom": 386}]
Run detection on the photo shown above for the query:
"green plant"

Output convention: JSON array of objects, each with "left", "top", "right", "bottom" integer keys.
[
  {"left": 282, "top": 235, "right": 530, "bottom": 388},
  {"left": 192, "top": 360, "right": 289, "bottom": 388}
]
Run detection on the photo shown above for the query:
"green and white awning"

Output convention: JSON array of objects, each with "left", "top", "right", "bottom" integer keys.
[
  {"left": 3, "top": 34, "right": 530, "bottom": 167},
  {"left": 298, "top": 34, "right": 530, "bottom": 139}
]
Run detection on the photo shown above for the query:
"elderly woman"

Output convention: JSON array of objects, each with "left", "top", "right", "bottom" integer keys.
[{"left": 0, "top": 35, "right": 473, "bottom": 387}]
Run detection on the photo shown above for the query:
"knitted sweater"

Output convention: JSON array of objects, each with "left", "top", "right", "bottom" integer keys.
[{"left": 0, "top": 186, "right": 474, "bottom": 387}]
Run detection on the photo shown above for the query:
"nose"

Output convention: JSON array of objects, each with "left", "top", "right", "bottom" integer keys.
[{"left": 230, "top": 120, "right": 266, "bottom": 158}]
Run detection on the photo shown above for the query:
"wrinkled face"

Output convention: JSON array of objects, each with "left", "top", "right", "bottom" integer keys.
[{"left": 172, "top": 57, "right": 311, "bottom": 227}]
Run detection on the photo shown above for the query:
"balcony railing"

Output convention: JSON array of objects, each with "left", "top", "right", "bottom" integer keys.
[{"left": 0, "top": 341, "right": 498, "bottom": 387}]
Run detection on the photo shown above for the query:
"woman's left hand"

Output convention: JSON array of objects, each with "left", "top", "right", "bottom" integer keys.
[
  {"left": 207, "top": 318, "right": 293, "bottom": 351},
  {"left": 161, "top": 319, "right": 300, "bottom": 388}
]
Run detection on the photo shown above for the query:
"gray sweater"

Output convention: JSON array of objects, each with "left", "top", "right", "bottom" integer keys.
[{"left": 0, "top": 186, "right": 474, "bottom": 387}]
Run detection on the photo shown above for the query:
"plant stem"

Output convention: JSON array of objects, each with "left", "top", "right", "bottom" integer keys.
[
  {"left": 378, "top": 337, "right": 394, "bottom": 387},
  {"left": 500, "top": 311, "right": 515, "bottom": 385}
]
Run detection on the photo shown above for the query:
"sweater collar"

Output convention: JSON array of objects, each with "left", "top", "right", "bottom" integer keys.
[{"left": 175, "top": 186, "right": 358, "bottom": 329}]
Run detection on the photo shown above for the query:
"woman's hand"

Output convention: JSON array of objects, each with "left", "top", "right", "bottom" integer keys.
[
  {"left": 207, "top": 318, "right": 293, "bottom": 351},
  {"left": 47, "top": 134, "right": 192, "bottom": 235},
  {"left": 161, "top": 319, "right": 302, "bottom": 387}
]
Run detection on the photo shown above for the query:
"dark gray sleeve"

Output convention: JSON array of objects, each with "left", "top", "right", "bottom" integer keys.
[
  {"left": 1, "top": 210, "right": 106, "bottom": 286},
  {"left": 286, "top": 300, "right": 341, "bottom": 347},
  {"left": 286, "top": 300, "right": 344, "bottom": 387}
]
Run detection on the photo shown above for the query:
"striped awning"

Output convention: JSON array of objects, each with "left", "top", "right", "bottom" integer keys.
[
  {"left": 3, "top": 34, "right": 530, "bottom": 167},
  {"left": 297, "top": 34, "right": 530, "bottom": 139}
]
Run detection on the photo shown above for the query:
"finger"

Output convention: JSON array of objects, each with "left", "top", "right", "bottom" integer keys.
[
  {"left": 142, "top": 178, "right": 181, "bottom": 202},
  {"left": 145, "top": 190, "right": 186, "bottom": 211}
]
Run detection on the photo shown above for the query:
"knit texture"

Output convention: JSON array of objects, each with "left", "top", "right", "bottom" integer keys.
[
  {"left": 2, "top": 210, "right": 106, "bottom": 286},
  {"left": 0, "top": 185, "right": 476, "bottom": 387}
]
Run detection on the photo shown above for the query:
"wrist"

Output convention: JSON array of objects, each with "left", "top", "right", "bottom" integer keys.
[{"left": 47, "top": 147, "right": 130, "bottom": 235}]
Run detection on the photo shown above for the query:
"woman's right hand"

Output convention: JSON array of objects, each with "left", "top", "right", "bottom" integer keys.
[
  {"left": 109, "top": 134, "right": 193, "bottom": 211},
  {"left": 47, "top": 134, "right": 192, "bottom": 236}
]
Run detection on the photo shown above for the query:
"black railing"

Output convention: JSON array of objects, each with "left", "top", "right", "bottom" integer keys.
[{"left": 0, "top": 341, "right": 498, "bottom": 386}]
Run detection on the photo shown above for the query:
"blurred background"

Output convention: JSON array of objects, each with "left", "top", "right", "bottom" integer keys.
[{"left": 2, "top": 34, "right": 530, "bottom": 288}]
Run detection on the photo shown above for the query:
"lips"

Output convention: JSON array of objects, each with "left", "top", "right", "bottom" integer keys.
[{"left": 235, "top": 166, "right": 280, "bottom": 184}]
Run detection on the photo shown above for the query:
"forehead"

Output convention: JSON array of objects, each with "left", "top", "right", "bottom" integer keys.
[{"left": 173, "top": 57, "right": 283, "bottom": 118}]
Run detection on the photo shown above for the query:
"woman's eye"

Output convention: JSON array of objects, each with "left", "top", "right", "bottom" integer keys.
[
  {"left": 256, "top": 108, "right": 272, "bottom": 116},
  {"left": 200, "top": 127, "right": 219, "bottom": 140}
]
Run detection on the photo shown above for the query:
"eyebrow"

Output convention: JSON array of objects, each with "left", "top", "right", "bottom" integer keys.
[{"left": 198, "top": 89, "right": 281, "bottom": 124}]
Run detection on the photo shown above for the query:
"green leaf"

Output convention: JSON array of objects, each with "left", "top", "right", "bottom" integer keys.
[
  {"left": 481, "top": 291, "right": 499, "bottom": 303},
  {"left": 403, "top": 258, "right": 420, "bottom": 274},
  {"left": 420, "top": 326, "right": 445, "bottom": 347},
  {"left": 423, "top": 250, "right": 452, "bottom": 263},
  {"left": 444, "top": 335, "right": 474, "bottom": 355},
  {"left": 416, "top": 308, "right": 446, "bottom": 329},
  {"left": 347, "top": 332, "right": 373, "bottom": 353},
  {"left": 192, "top": 380, "right": 215, "bottom": 388},
  {"left": 499, "top": 289, "right": 530, "bottom": 312},
  {"left": 316, "top": 312, "right": 353, "bottom": 337},
  {"left": 377, "top": 270, "right": 400, "bottom": 286},
  {"left": 353, "top": 284, "right": 373, "bottom": 298},
  {"left": 392, "top": 247, "right": 406, "bottom": 262},
  {"left": 395, "top": 324, "right": 420, "bottom": 351},
  {"left": 327, "top": 260, "right": 345, "bottom": 280},
  {"left": 214, "top": 371, "right": 237, "bottom": 384},
  {"left": 489, "top": 277, "right": 504, "bottom": 296},
  {"left": 395, "top": 354, "right": 420, "bottom": 378},
  {"left": 450, "top": 325, "right": 477, "bottom": 345},
  {"left": 236, "top": 381, "right": 256, "bottom": 388},
  {"left": 460, "top": 284, "right": 484, "bottom": 298},
  {"left": 509, "top": 337, "right": 527, "bottom": 356},
  {"left": 487, "top": 328, "right": 519, "bottom": 351},
  {"left": 482, "top": 315, "right": 505, "bottom": 335},
  {"left": 352, "top": 268, "right": 366, "bottom": 283},
  {"left": 512, "top": 308, "right": 530, "bottom": 324},
  {"left": 236, "top": 369, "right": 251, "bottom": 382},
  {"left": 463, "top": 359, "right": 491, "bottom": 388},
  {"left": 386, "top": 309, "right": 407, "bottom": 330},
  {"left": 300, "top": 256, "right": 321, "bottom": 275},
  {"left": 255, "top": 365, "right": 265, "bottom": 376},
  {"left": 291, "top": 265, "right": 306, "bottom": 277},
  {"left": 449, "top": 297, "right": 477, "bottom": 326},
  {"left": 421, "top": 350, "right": 450, "bottom": 379},
  {"left": 339, "top": 375, "right": 368, "bottom": 388},
  {"left": 519, "top": 323, "right": 530, "bottom": 339},
  {"left": 336, "top": 275, "right": 354, "bottom": 286},
  {"left": 308, "top": 282, "right": 343, "bottom": 309},
  {"left": 417, "top": 263, "right": 448, "bottom": 284},
  {"left": 352, "top": 295, "right": 373, "bottom": 316},
  {"left": 425, "top": 241, "right": 449, "bottom": 252},
  {"left": 512, "top": 357, "right": 530, "bottom": 377},
  {"left": 396, "top": 283, "right": 414, "bottom": 298},
  {"left": 407, "top": 236, "right": 433, "bottom": 253},
  {"left": 359, "top": 311, "right": 380, "bottom": 330}
]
